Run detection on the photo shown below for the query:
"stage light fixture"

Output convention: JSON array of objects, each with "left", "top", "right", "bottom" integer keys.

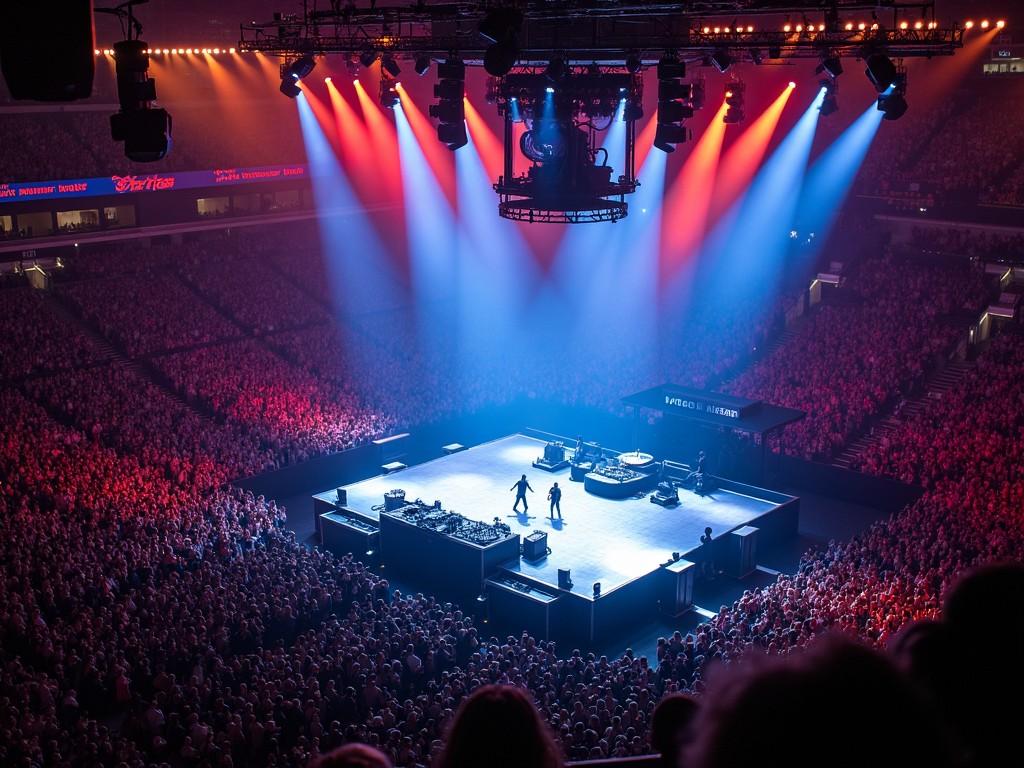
[
  {"left": 110, "top": 40, "right": 172, "bottom": 161},
  {"left": 279, "top": 54, "right": 315, "bottom": 99},
  {"left": 625, "top": 53, "right": 642, "bottom": 74},
  {"left": 480, "top": 7, "right": 522, "bottom": 77},
  {"left": 379, "top": 79, "right": 399, "bottom": 108},
  {"left": 819, "top": 79, "right": 839, "bottom": 116},
  {"left": 817, "top": 55, "right": 843, "bottom": 79},
  {"left": 381, "top": 54, "right": 401, "bottom": 77},
  {"left": 430, "top": 58, "right": 467, "bottom": 150},
  {"left": 346, "top": 56, "right": 360, "bottom": 77},
  {"left": 711, "top": 49, "right": 733, "bottom": 72},
  {"left": 876, "top": 74, "right": 908, "bottom": 120},
  {"left": 654, "top": 56, "right": 692, "bottom": 153},
  {"left": 865, "top": 52, "right": 897, "bottom": 92},
  {"left": 723, "top": 80, "right": 745, "bottom": 123},
  {"left": 414, "top": 55, "right": 431, "bottom": 75},
  {"left": 359, "top": 50, "right": 377, "bottom": 68}
]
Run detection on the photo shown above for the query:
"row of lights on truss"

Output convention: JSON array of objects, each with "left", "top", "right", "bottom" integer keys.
[
  {"left": 95, "top": 47, "right": 240, "bottom": 56},
  {"left": 698, "top": 19, "right": 1006, "bottom": 34}
]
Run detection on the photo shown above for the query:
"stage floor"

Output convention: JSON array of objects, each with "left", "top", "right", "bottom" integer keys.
[{"left": 339, "top": 434, "right": 783, "bottom": 597}]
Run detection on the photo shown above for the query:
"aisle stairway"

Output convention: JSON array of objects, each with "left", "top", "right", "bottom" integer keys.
[{"left": 832, "top": 360, "right": 974, "bottom": 469}]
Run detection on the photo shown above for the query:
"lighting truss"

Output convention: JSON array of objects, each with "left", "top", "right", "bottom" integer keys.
[
  {"left": 239, "top": 2, "right": 963, "bottom": 64},
  {"left": 490, "top": 67, "right": 641, "bottom": 223}
]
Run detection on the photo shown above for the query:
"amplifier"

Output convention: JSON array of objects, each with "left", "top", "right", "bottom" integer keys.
[{"left": 523, "top": 530, "right": 548, "bottom": 561}]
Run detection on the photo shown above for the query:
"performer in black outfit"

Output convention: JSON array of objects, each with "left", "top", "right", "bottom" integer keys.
[
  {"left": 510, "top": 474, "right": 533, "bottom": 512},
  {"left": 548, "top": 482, "right": 562, "bottom": 520},
  {"left": 700, "top": 526, "right": 715, "bottom": 580}
]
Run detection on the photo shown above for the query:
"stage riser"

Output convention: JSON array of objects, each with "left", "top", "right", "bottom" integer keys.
[{"left": 379, "top": 513, "right": 521, "bottom": 606}]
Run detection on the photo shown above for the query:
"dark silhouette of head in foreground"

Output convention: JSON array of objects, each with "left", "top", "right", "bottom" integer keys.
[
  {"left": 939, "top": 563, "right": 1024, "bottom": 768},
  {"left": 433, "top": 684, "right": 563, "bottom": 768},
  {"left": 650, "top": 692, "right": 699, "bottom": 768},
  {"left": 685, "top": 634, "right": 950, "bottom": 768},
  {"left": 307, "top": 743, "right": 392, "bottom": 768}
]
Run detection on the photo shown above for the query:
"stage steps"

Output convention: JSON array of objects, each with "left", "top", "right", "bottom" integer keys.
[
  {"left": 42, "top": 288, "right": 224, "bottom": 423},
  {"left": 41, "top": 291, "right": 121, "bottom": 366},
  {"left": 832, "top": 360, "right": 974, "bottom": 469}
]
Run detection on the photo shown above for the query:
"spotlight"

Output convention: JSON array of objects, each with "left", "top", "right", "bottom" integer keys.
[
  {"left": 545, "top": 86, "right": 555, "bottom": 94},
  {"left": 864, "top": 52, "right": 897, "bottom": 92},
  {"left": 381, "top": 54, "right": 401, "bottom": 77},
  {"left": 346, "top": 56, "right": 360, "bottom": 77},
  {"left": 279, "top": 76, "right": 301, "bottom": 98},
  {"left": 788, "top": 80, "right": 796, "bottom": 88},
  {"left": 414, "top": 55, "right": 431, "bottom": 76},
  {"left": 817, "top": 55, "right": 843, "bottom": 79},
  {"left": 359, "top": 50, "right": 377, "bottom": 68},
  {"left": 819, "top": 79, "right": 839, "bottom": 116},
  {"left": 625, "top": 53, "right": 642, "bottom": 74},
  {"left": 723, "top": 80, "right": 745, "bottom": 123},
  {"left": 965, "top": 21, "right": 974, "bottom": 30},
  {"left": 877, "top": 90, "right": 907, "bottom": 119},
  {"left": 877, "top": 74, "right": 908, "bottom": 120},
  {"left": 710, "top": 49, "right": 732, "bottom": 72},
  {"left": 980, "top": 20, "right": 990, "bottom": 30},
  {"left": 997, "top": 20, "right": 1005, "bottom": 29},
  {"left": 279, "top": 54, "right": 315, "bottom": 99},
  {"left": 379, "top": 80, "right": 399, "bottom": 109}
]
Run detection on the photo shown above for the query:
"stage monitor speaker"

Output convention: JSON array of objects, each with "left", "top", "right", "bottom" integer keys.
[
  {"left": 557, "top": 568, "right": 573, "bottom": 590},
  {"left": 336, "top": 487, "right": 347, "bottom": 506},
  {"left": 1, "top": 1, "right": 96, "bottom": 101},
  {"left": 523, "top": 530, "right": 548, "bottom": 561}
]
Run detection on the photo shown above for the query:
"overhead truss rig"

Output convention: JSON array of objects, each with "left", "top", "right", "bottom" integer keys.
[{"left": 238, "top": 1, "right": 963, "bottom": 64}]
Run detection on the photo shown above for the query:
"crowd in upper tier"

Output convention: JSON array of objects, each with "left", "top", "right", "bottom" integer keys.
[
  {"left": 2, "top": 72, "right": 1024, "bottom": 215},
  {"left": 725, "top": 248, "right": 989, "bottom": 460},
  {"left": 0, "top": 108, "right": 305, "bottom": 185}
]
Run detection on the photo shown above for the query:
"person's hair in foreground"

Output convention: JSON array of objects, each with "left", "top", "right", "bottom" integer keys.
[
  {"left": 684, "top": 633, "right": 951, "bottom": 768},
  {"left": 307, "top": 743, "right": 392, "bottom": 768},
  {"left": 433, "top": 684, "right": 563, "bottom": 768},
  {"left": 650, "top": 692, "right": 699, "bottom": 768}
]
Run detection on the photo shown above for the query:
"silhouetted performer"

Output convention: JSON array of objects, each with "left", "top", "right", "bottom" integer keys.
[
  {"left": 700, "top": 526, "right": 715, "bottom": 580},
  {"left": 510, "top": 474, "right": 533, "bottom": 512},
  {"left": 686, "top": 450, "right": 706, "bottom": 484},
  {"left": 548, "top": 482, "right": 562, "bottom": 520}
]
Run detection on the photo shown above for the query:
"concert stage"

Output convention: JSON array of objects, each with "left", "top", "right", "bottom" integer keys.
[{"left": 323, "top": 433, "right": 798, "bottom": 643}]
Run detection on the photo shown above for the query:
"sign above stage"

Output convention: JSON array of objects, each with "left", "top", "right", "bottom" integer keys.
[
  {"left": 623, "top": 384, "right": 805, "bottom": 436},
  {"left": 660, "top": 386, "right": 760, "bottom": 420}
]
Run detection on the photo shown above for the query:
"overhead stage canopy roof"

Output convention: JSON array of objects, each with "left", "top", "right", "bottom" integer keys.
[{"left": 623, "top": 384, "right": 805, "bottom": 435}]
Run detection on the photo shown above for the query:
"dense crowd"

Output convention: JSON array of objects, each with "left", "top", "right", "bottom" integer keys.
[
  {"left": 725, "top": 250, "right": 988, "bottom": 460},
  {"left": 858, "top": 76, "right": 1024, "bottom": 209},
  {"left": 0, "top": 108, "right": 306, "bottom": 185},
  {"left": 1, "top": 221, "right": 1022, "bottom": 768},
  {"left": 61, "top": 271, "right": 242, "bottom": 356},
  {"left": 155, "top": 339, "right": 393, "bottom": 463},
  {"left": 0, "top": 288, "right": 107, "bottom": 381}
]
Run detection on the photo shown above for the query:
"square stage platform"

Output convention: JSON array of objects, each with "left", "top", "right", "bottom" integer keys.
[{"left": 337, "top": 434, "right": 797, "bottom": 599}]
